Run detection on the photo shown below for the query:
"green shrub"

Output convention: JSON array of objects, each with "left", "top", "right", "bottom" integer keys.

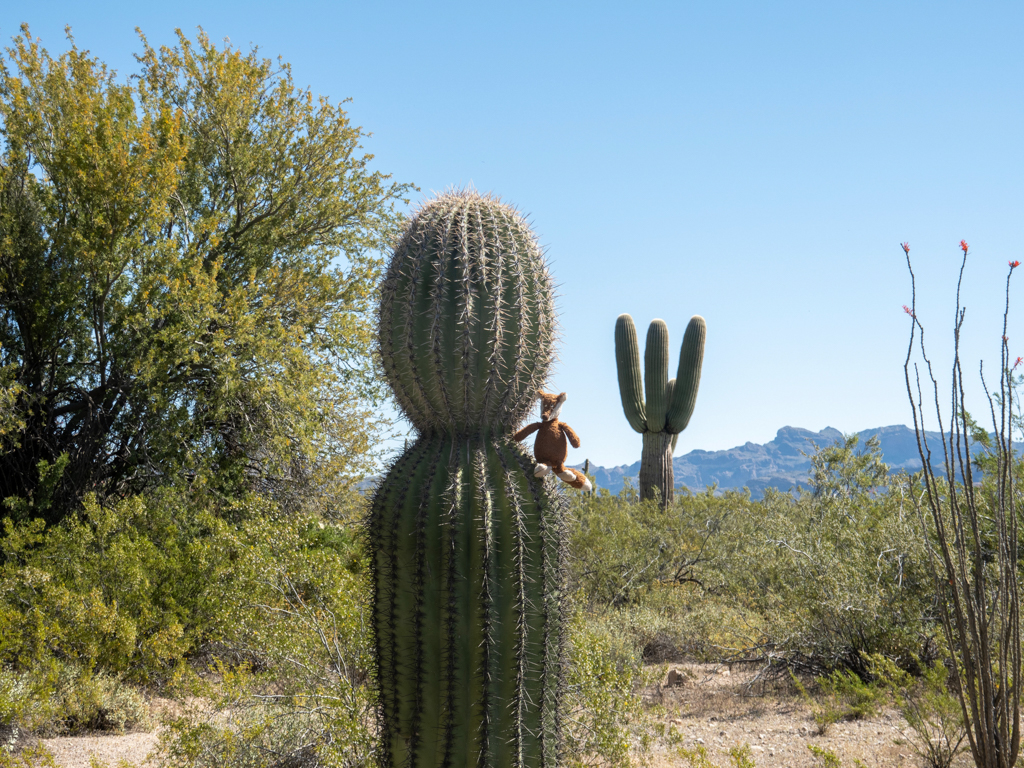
[
  {"left": 157, "top": 509, "right": 375, "bottom": 768},
  {"left": 807, "top": 744, "right": 841, "bottom": 768},
  {"left": 563, "top": 607, "right": 644, "bottom": 768},
  {"left": 791, "top": 668, "right": 884, "bottom": 735},
  {"left": 676, "top": 744, "right": 758, "bottom": 768},
  {"left": 0, "top": 484, "right": 373, "bottom": 743},
  {"left": 568, "top": 437, "right": 937, "bottom": 677},
  {"left": 569, "top": 485, "right": 749, "bottom": 610},
  {"left": 717, "top": 438, "right": 936, "bottom": 676},
  {"left": 868, "top": 654, "right": 966, "bottom": 768},
  {"left": 0, "top": 661, "right": 150, "bottom": 737},
  {"left": 0, "top": 743, "right": 58, "bottom": 768},
  {"left": 0, "top": 489, "right": 236, "bottom": 680}
]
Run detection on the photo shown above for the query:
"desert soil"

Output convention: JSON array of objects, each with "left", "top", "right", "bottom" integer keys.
[
  {"left": 645, "top": 663, "right": 970, "bottom": 767},
  {"left": 33, "top": 663, "right": 970, "bottom": 768}
]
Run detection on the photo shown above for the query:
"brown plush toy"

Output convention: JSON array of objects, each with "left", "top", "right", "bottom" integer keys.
[{"left": 513, "top": 391, "right": 593, "bottom": 491}]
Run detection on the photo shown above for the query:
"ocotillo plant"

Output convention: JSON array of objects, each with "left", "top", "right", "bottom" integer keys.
[
  {"left": 369, "top": 190, "right": 566, "bottom": 768},
  {"left": 615, "top": 313, "right": 706, "bottom": 506}
]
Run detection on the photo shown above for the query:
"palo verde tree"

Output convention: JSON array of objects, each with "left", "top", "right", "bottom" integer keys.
[{"left": 0, "top": 26, "right": 411, "bottom": 523}]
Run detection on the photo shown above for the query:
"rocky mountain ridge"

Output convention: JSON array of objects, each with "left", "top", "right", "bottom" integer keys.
[{"left": 576, "top": 424, "right": 988, "bottom": 499}]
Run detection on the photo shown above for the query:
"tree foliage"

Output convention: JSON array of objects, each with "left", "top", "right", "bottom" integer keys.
[{"left": 0, "top": 26, "right": 411, "bottom": 522}]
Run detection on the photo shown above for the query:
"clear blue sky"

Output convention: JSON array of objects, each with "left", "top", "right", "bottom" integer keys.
[{"left": 6, "top": 1, "right": 1024, "bottom": 468}]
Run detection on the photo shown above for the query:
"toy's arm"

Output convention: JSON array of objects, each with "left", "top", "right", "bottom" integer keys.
[
  {"left": 560, "top": 423, "right": 582, "bottom": 449},
  {"left": 513, "top": 422, "right": 541, "bottom": 442}
]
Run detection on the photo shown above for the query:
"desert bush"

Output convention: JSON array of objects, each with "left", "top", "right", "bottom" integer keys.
[
  {"left": 0, "top": 744, "right": 58, "bottom": 768},
  {"left": 868, "top": 653, "right": 967, "bottom": 768},
  {"left": 0, "top": 661, "right": 150, "bottom": 737},
  {"left": 0, "top": 489, "right": 237, "bottom": 681},
  {"left": 569, "top": 485, "right": 749, "bottom": 610},
  {"left": 0, "top": 482, "right": 374, "bottom": 744},
  {"left": 676, "top": 743, "right": 760, "bottom": 768},
  {"left": 563, "top": 608, "right": 645, "bottom": 768},
  {"left": 722, "top": 438, "right": 936, "bottom": 676},
  {"left": 157, "top": 505, "right": 376, "bottom": 768},
  {"left": 568, "top": 438, "right": 937, "bottom": 678},
  {"left": 790, "top": 667, "right": 885, "bottom": 736}
]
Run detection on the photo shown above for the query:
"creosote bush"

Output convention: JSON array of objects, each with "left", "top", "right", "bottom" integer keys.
[
  {"left": 0, "top": 485, "right": 375, "bottom": 757},
  {"left": 568, "top": 436, "right": 936, "bottom": 679}
]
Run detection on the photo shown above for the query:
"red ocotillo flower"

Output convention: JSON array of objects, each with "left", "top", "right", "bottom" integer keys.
[
  {"left": 902, "top": 242, "right": 910, "bottom": 254},
  {"left": 903, "top": 305, "right": 915, "bottom": 318},
  {"left": 1011, "top": 260, "right": 1021, "bottom": 269},
  {"left": 961, "top": 240, "right": 969, "bottom": 254},
  {"left": 1015, "top": 357, "right": 1023, "bottom": 370}
]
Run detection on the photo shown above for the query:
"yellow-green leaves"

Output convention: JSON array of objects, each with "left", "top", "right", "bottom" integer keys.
[{"left": 0, "top": 27, "right": 411, "bottom": 521}]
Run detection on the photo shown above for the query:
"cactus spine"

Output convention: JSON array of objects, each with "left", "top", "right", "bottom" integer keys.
[
  {"left": 370, "top": 191, "right": 565, "bottom": 768},
  {"left": 614, "top": 313, "right": 706, "bottom": 507}
]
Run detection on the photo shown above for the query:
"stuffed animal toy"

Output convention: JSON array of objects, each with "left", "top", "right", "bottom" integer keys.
[{"left": 514, "top": 391, "right": 593, "bottom": 491}]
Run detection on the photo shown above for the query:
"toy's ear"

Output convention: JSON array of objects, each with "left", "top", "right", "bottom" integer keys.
[{"left": 548, "top": 392, "right": 567, "bottom": 421}]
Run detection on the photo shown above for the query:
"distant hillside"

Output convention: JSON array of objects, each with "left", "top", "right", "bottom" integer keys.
[{"left": 577, "top": 425, "right": 989, "bottom": 499}]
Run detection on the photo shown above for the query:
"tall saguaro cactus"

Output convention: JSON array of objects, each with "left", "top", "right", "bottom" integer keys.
[
  {"left": 615, "top": 313, "right": 706, "bottom": 507},
  {"left": 370, "top": 190, "right": 566, "bottom": 768}
]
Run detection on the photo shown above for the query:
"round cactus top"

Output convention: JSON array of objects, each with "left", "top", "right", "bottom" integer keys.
[{"left": 377, "top": 190, "right": 557, "bottom": 434}]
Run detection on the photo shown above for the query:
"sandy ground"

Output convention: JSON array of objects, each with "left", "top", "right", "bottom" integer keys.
[
  {"left": 29, "top": 665, "right": 973, "bottom": 768},
  {"left": 41, "top": 730, "right": 162, "bottom": 768},
  {"left": 644, "top": 663, "right": 972, "bottom": 767}
]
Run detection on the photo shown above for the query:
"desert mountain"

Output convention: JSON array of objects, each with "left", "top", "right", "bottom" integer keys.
[{"left": 577, "top": 424, "right": 988, "bottom": 499}]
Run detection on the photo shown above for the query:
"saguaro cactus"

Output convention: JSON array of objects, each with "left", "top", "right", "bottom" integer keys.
[
  {"left": 614, "top": 313, "right": 706, "bottom": 507},
  {"left": 370, "top": 190, "right": 566, "bottom": 768}
]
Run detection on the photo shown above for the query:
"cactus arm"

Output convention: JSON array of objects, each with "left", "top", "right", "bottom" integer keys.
[
  {"left": 664, "top": 378, "right": 676, "bottom": 452},
  {"left": 559, "top": 422, "right": 582, "bottom": 449},
  {"left": 644, "top": 320, "right": 670, "bottom": 433},
  {"left": 513, "top": 422, "right": 541, "bottom": 443},
  {"left": 614, "top": 314, "right": 647, "bottom": 433},
  {"left": 666, "top": 315, "right": 706, "bottom": 434}
]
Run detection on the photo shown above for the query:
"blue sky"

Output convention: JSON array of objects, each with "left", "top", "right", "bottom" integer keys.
[{"left": 6, "top": 2, "right": 1024, "bottom": 468}]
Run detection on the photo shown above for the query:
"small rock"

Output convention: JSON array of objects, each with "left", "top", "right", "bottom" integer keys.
[{"left": 666, "top": 668, "right": 687, "bottom": 688}]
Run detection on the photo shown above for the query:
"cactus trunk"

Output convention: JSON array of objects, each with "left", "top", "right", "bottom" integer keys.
[
  {"left": 372, "top": 191, "right": 565, "bottom": 768},
  {"left": 639, "top": 431, "right": 675, "bottom": 506},
  {"left": 369, "top": 434, "right": 565, "bottom": 768}
]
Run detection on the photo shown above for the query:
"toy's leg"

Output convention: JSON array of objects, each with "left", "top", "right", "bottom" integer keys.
[
  {"left": 555, "top": 467, "right": 593, "bottom": 492},
  {"left": 534, "top": 463, "right": 551, "bottom": 478}
]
